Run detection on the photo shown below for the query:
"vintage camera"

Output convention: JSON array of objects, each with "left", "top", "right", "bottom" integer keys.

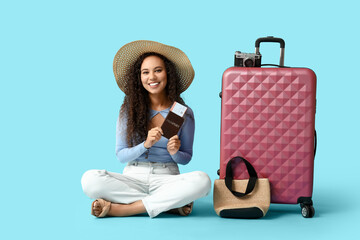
[{"left": 234, "top": 51, "right": 262, "bottom": 67}]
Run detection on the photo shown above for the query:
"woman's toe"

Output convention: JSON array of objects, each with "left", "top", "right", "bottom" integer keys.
[
  {"left": 183, "top": 206, "right": 191, "bottom": 215},
  {"left": 93, "top": 201, "right": 101, "bottom": 216}
]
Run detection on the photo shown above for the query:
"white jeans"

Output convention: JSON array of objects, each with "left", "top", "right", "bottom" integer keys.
[{"left": 81, "top": 161, "right": 212, "bottom": 218}]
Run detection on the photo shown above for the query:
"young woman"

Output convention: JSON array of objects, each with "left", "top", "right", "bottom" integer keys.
[{"left": 81, "top": 40, "right": 211, "bottom": 218}]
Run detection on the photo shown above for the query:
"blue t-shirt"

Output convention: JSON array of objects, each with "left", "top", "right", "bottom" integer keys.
[{"left": 115, "top": 106, "right": 195, "bottom": 165}]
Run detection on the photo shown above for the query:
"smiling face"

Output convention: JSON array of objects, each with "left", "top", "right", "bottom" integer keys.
[{"left": 140, "top": 55, "right": 168, "bottom": 96}]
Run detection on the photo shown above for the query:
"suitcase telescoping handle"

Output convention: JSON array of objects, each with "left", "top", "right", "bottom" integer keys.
[{"left": 255, "top": 36, "right": 285, "bottom": 67}]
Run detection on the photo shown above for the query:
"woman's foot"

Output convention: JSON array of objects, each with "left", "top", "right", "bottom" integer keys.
[
  {"left": 91, "top": 199, "right": 111, "bottom": 217},
  {"left": 91, "top": 199, "right": 147, "bottom": 217},
  {"left": 167, "top": 202, "right": 194, "bottom": 216}
]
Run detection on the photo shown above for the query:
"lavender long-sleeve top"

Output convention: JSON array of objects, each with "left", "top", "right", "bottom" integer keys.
[{"left": 115, "top": 107, "right": 195, "bottom": 165}]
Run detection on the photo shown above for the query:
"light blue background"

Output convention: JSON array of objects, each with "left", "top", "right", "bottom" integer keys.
[{"left": 1, "top": 0, "right": 359, "bottom": 239}]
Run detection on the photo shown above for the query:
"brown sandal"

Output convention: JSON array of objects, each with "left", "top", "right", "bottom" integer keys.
[
  {"left": 167, "top": 202, "right": 194, "bottom": 216},
  {"left": 91, "top": 199, "right": 111, "bottom": 218}
]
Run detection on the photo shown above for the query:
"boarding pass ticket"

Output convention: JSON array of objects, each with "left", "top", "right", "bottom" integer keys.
[{"left": 170, "top": 102, "right": 187, "bottom": 117}]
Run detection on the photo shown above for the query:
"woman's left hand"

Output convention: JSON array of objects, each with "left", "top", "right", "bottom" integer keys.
[{"left": 167, "top": 135, "right": 181, "bottom": 155}]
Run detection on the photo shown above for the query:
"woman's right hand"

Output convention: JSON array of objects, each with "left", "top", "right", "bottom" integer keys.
[{"left": 144, "top": 127, "right": 163, "bottom": 149}]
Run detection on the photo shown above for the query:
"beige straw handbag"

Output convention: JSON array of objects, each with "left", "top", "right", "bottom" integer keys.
[{"left": 213, "top": 156, "right": 271, "bottom": 218}]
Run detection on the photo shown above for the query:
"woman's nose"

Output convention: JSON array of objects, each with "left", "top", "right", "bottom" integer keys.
[{"left": 149, "top": 71, "right": 156, "bottom": 80}]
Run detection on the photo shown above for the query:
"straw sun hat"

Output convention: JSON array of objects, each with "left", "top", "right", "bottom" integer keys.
[{"left": 113, "top": 40, "right": 195, "bottom": 93}]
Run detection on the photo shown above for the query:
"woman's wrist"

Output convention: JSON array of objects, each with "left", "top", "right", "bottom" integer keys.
[{"left": 144, "top": 142, "right": 150, "bottom": 149}]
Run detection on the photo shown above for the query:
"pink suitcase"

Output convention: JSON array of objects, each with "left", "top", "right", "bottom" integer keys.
[{"left": 219, "top": 37, "right": 317, "bottom": 218}]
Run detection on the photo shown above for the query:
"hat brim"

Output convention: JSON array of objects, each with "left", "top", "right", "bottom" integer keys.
[{"left": 113, "top": 40, "right": 195, "bottom": 93}]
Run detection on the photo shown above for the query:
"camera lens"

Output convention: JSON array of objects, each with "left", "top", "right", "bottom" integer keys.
[{"left": 244, "top": 58, "right": 254, "bottom": 67}]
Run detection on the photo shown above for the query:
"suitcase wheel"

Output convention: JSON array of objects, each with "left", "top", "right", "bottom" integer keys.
[{"left": 301, "top": 204, "right": 315, "bottom": 218}]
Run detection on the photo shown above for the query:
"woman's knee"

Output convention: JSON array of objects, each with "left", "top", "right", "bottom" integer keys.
[
  {"left": 81, "top": 169, "right": 106, "bottom": 199},
  {"left": 188, "top": 171, "right": 212, "bottom": 196}
]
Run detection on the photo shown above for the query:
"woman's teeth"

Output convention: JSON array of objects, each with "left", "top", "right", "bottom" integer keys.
[{"left": 149, "top": 82, "right": 159, "bottom": 86}]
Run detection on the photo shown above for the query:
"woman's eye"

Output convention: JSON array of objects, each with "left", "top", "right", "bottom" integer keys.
[
  {"left": 155, "top": 69, "right": 162, "bottom": 73},
  {"left": 142, "top": 71, "right": 149, "bottom": 75}
]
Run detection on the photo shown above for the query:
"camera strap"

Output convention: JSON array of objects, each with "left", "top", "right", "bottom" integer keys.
[{"left": 261, "top": 64, "right": 291, "bottom": 68}]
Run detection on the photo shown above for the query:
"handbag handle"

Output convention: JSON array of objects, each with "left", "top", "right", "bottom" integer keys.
[{"left": 225, "top": 156, "right": 258, "bottom": 197}]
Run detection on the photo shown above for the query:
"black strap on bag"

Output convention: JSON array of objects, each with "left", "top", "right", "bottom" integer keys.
[{"left": 225, "top": 156, "right": 258, "bottom": 197}]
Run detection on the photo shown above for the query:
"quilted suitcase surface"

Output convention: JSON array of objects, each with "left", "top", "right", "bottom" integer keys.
[{"left": 219, "top": 38, "right": 316, "bottom": 217}]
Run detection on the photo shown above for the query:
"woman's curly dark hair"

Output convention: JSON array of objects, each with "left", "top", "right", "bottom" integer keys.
[{"left": 120, "top": 52, "right": 185, "bottom": 147}]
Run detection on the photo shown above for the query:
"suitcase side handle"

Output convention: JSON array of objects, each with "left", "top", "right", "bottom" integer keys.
[{"left": 255, "top": 36, "right": 285, "bottom": 66}]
